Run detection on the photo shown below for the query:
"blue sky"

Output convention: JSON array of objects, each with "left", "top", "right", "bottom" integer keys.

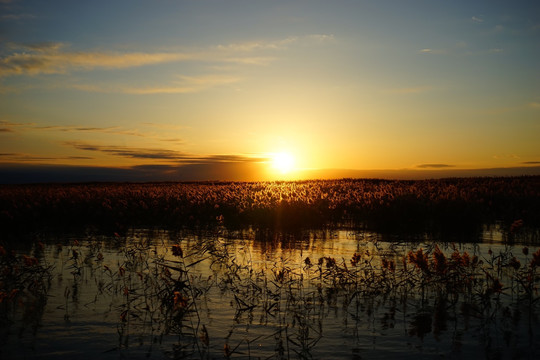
[{"left": 1, "top": 0, "right": 539, "bottom": 182}]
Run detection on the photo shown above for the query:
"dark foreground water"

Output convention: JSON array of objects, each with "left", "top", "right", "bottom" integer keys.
[{"left": 1, "top": 228, "right": 539, "bottom": 359}]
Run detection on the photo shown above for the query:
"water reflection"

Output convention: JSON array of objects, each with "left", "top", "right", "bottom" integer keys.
[{"left": 1, "top": 228, "right": 539, "bottom": 359}]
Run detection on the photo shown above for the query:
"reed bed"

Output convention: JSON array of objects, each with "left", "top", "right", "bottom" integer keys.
[{"left": 1, "top": 177, "right": 539, "bottom": 239}]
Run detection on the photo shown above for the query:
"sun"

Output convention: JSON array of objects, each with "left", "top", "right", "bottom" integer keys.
[{"left": 271, "top": 152, "right": 295, "bottom": 174}]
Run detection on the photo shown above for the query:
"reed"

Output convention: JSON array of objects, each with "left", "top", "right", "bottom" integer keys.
[{"left": 1, "top": 177, "right": 539, "bottom": 239}]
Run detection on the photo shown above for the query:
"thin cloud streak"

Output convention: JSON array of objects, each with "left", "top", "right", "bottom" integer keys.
[
  {"left": 112, "top": 74, "right": 240, "bottom": 94},
  {"left": 419, "top": 48, "right": 447, "bottom": 55},
  {"left": 416, "top": 164, "right": 455, "bottom": 169},
  {"left": 215, "top": 34, "right": 334, "bottom": 52},
  {"left": 64, "top": 142, "right": 269, "bottom": 164},
  {"left": 0, "top": 121, "right": 173, "bottom": 140},
  {"left": 1, "top": 13, "right": 36, "bottom": 20},
  {"left": 471, "top": 16, "right": 484, "bottom": 23},
  {"left": 0, "top": 49, "right": 196, "bottom": 77},
  {"left": 0, "top": 152, "right": 94, "bottom": 162}
]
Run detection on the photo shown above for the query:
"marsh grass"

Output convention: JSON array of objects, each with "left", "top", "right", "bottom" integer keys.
[
  {"left": 1, "top": 177, "right": 539, "bottom": 239},
  {"left": 0, "top": 243, "right": 52, "bottom": 350},
  {"left": 1, "top": 229, "right": 540, "bottom": 359}
]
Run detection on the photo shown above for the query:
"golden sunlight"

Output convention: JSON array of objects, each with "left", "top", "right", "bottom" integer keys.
[{"left": 271, "top": 152, "right": 295, "bottom": 174}]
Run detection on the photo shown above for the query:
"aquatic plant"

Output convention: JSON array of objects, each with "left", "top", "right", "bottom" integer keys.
[{"left": 2, "top": 231, "right": 540, "bottom": 358}]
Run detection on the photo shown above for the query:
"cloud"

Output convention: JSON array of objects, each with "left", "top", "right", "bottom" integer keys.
[
  {"left": 1, "top": 13, "right": 35, "bottom": 20},
  {"left": 307, "top": 34, "right": 335, "bottom": 42},
  {"left": 0, "top": 152, "right": 92, "bottom": 162},
  {"left": 416, "top": 164, "right": 455, "bottom": 169},
  {"left": 216, "top": 37, "right": 298, "bottom": 52},
  {"left": 0, "top": 120, "right": 34, "bottom": 126},
  {"left": 0, "top": 44, "right": 196, "bottom": 77},
  {"left": 222, "top": 57, "right": 275, "bottom": 65},
  {"left": 66, "top": 142, "right": 186, "bottom": 161},
  {"left": 64, "top": 141, "right": 269, "bottom": 164},
  {"left": 529, "top": 102, "right": 540, "bottom": 109},
  {"left": 1, "top": 35, "right": 334, "bottom": 94},
  {"left": 215, "top": 35, "right": 333, "bottom": 53},
  {"left": 471, "top": 16, "right": 484, "bottom": 23},
  {"left": 492, "top": 154, "right": 520, "bottom": 160},
  {"left": 0, "top": 34, "right": 334, "bottom": 95},
  {"left": 69, "top": 78, "right": 239, "bottom": 95},
  {"left": 522, "top": 161, "right": 540, "bottom": 165},
  {"left": 0, "top": 120, "right": 34, "bottom": 132},
  {"left": 160, "top": 138, "right": 183, "bottom": 143},
  {"left": 1, "top": 35, "right": 332, "bottom": 79},
  {"left": 419, "top": 48, "right": 446, "bottom": 55},
  {"left": 114, "top": 74, "right": 240, "bottom": 94},
  {"left": 0, "top": 120, "right": 172, "bottom": 139}
]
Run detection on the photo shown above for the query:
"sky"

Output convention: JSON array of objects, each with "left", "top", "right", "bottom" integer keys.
[{"left": 1, "top": 0, "right": 539, "bottom": 182}]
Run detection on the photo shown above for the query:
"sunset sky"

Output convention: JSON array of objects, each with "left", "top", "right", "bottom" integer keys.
[{"left": 1, "top": 0, "right": 539, "bottom": 182}]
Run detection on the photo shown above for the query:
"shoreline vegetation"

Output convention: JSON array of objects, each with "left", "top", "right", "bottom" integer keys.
[{"left": 1, "top": 176, "right": 539, "bottom": 241}]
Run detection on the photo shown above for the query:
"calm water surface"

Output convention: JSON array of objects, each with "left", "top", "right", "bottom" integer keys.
[{"left": 1, "top": 228, "right": 539, "bottom": 359}]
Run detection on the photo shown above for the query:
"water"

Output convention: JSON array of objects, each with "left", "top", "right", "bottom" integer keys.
[{"left": 1, "top": 228, "right": 539, "bottom": 359}]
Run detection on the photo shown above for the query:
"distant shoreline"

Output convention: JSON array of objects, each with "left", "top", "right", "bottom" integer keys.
[{"left": 1, "top": 163, "right": 539, "bottom": 184}]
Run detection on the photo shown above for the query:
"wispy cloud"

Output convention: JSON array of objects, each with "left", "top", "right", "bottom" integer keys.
[
  {"left": 216, "top": 34, "right": 334, "bottom": 53},
  {"left": 68, "top": 77, "right": 239, "bottom": 95},
  {"left": 0, "top": 152, "right": 93, "bottom": 162},
  {"left": 492, "top": 154, "right": 520, "bottom": 160},
  {"left": 1, "top": 120, "right": 188, "bottom": 146},
  {"left": 114, "top": 74, "right": 239, "bottom": 94},
  {"left": 0, "top": 36, "right": 334, "bottom": 94},
  {"left": 0, "top": 120, "right": 34, "bottom": 127},
  {"left": 1, "top": 13, "right": 35, "bottom": 21},
  {"left": 216, "top": 37, "right": 298, "bottom": 52},
  {"left": 522, "top": 161, "right": 540, "bottom": 165},
  {"left": 419, "top": 48, "right": 446, "bottom": 55},
  {"left": 0, "top": 120, "right": 157, "bottom": 138},
  {"left": 64, "top": 141, "right": 269, "bottom": 164},
  {"left": 416, "top": 164, "right": 455, "bottom": 169},
  {"left": 471, "top": 16, "right": 484, "bottom": 23},
  {"left": 307, "top": 34, "right": 335, "bottom": 42},
  {"left": 419, "top": 44, "right": 506, "bottom": 57},
  {"left": 0, "top": 120, "right": 34, "bottom": 132},
  {"left": 529, "top": 102, "right": 540, "bottom": 109},
  {"left": 1, "top": 35, "right": 335, "bottom": 80},
  {"left": 222, "top": 57, "right": 274, "bottom": 65},
  {"left": 140, "top": 122, "right": 185, "bottom": 130},
  {"left": 0, "top": 43, "right": 197, "bottom": 77}
]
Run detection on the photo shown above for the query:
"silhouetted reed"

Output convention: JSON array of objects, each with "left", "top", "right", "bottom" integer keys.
[
  {"left": 1, "top": 176, "right": 539, "bottom": 240},
  {"left": 2, "top": 230, "right": 540, "bottom": 358}
]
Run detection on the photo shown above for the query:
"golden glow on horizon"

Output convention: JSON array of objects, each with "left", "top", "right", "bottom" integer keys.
[{"left": 271, "top": 152, "right": 295, "bottom": 174}]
